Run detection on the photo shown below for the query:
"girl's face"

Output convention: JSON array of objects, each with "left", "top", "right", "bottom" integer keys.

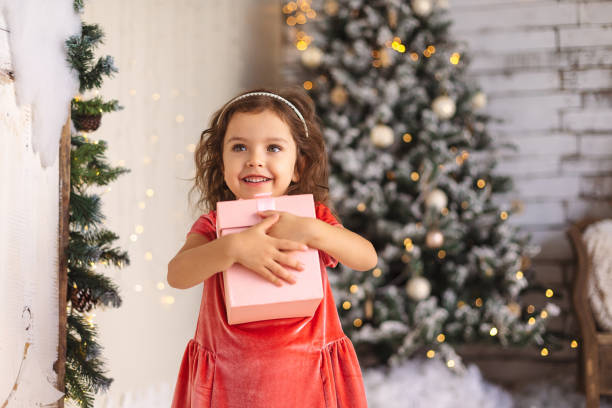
[{"left": 222, "top": 110, "right": 299, "bottom": 200}]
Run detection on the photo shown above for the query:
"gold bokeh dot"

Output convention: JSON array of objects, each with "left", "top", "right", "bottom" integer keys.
[
  {"left": 161, "top": 295, "right": 175, "bottom": 305},
  {"left": 342, "top": 301, "right": 351, "bottom": 310}
]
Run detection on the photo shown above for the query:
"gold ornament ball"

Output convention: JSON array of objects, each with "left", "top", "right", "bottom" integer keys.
[
  {"left": 330, "top": 85, "right": 348, "bottom": 107},
  {"left": 411, "top": 0, "right": 433, "bottom": 17},
  {"left": 425, "top": 189, "right": 448, "bottom": 210},
  {"left": 426, "top": 230, "right": 444, "bottom": 248},
  {"left": 432, "top": 95, "right": 456, "bottom": 120},
  {"left": 324, "top": 0, "right": 339, "bottom": 16},
  {"left": 301, "top": 46, "right": 323, "bottom": 69},
  {"left": 507, "top": 302, "right": 521, "bottom": 317},
  {"left": 406, "top": 276, "right": 432, "bottom": 300},
  {"left": 471, "top": 92, "right": 487, "bottom": 110},
  {"left": 370, "top": 124, "right": 394, "bottom": 148}
]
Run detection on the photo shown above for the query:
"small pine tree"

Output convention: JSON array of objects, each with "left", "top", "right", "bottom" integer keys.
[{"left": 63, "top": 1, "right": 129, "bottom": 406}]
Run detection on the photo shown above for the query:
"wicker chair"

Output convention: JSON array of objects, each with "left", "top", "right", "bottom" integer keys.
[{"left": 568, "top": 218, "right": 612, "bottom": 408}]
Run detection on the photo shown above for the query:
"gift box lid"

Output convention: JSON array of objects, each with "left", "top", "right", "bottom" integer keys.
[{"left": 216, "top": 193, "right": 316, "bottom": 237}]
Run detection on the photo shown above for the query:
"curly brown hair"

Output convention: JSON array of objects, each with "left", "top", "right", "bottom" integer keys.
[{"left": 188, "top": 86, "right": 336, "bottom": 219}]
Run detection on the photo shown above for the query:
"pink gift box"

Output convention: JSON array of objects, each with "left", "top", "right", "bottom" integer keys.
[{"left": 216, "top": 193, "right": 323, "bottom": 325}]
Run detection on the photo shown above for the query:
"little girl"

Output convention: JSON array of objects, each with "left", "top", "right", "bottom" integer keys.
[{"left": 168, "top": 87, "right": 377, "bottom": 408}]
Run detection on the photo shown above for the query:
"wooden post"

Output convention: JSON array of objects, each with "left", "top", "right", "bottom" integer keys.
[{"left": 54, "top": 109, "right": 71, "bottom": 408}]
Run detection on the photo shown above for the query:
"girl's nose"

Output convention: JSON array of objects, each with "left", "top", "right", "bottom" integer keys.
[{"left": 246, "top": 154, "right": 264, "bottom": 167}]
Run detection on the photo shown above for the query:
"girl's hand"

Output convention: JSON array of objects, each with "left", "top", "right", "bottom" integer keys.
[
  {"left": 229, "top": 213, "right": 309, "bottom": 287},
  {"left": 256, "top": 210, "right": 312, "bottom": 246}
]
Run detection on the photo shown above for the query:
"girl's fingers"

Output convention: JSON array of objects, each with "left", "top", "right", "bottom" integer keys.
[
  {"left": 276, "top": 252, "right": 305, "bottom": 272},
  {"left": 266, "top": 262, "right": 297, "bottom": 284},
  {"left": 255, "top": 213, "right": 279, "bottom": 231},
  {"left": 259, "top": 266, "right": 283, "bottom": 287},
  {"left": 277, "top": 239, "right": 309, "bottom": 252}
]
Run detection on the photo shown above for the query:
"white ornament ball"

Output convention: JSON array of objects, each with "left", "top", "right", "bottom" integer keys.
[
  {"left": 435, "top": 0, "right": 449, "bottom": 9},
  {"left": 432, "top": 95, "right": 456, "bottom": 119},
  {"left": 370, "top": 124, "right": 394, "bottom": 148},
  {"left": 301, "top": 46, "right": 323, "bottom": 69},
  {"left": 425, "top": 189, "right": 448, "bottom": 210},
  {"left": 406, "top": 276, "right": 432, "bottom": 301},
  {"left": 411, "top": 0, "right": 433, "bottom": 16},
  {"left": 471, "top": 92, "right": 487, "bottom": 110},
  {"left": 425, "top": 230, "right": 444, "bottom": 248}
]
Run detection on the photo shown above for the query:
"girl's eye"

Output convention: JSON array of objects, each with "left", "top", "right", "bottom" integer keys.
[
  {"left": 268, "top": 144, "right": 282, "bottom": 153},
  {"left": 231, "top": 144, "right": 246, "bottom": 152}
]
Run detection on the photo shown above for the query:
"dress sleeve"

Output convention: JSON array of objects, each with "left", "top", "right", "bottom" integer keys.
[
  {"left": 315, "top": 202, "right": 343, "bottom": 268},
  {"left": 186, "top": 211, "right": 217, "bottom": 242}
]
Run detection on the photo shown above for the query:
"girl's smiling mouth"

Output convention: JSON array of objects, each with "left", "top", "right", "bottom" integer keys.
[{"left": 242, "top": 175, "right": 273, "bottom": 184}]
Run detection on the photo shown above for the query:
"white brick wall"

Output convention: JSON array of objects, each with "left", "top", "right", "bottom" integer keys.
[{"left": 449, "top": 0, "right": 612, "bottom": 386}]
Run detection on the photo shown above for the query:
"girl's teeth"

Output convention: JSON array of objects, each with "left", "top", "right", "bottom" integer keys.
[{"left": 244, "top": 177, "right": 269, "bottom": 183}]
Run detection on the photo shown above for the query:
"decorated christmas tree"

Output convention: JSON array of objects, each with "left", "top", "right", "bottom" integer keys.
[{"left": 283, "top": 0, "right": 560, "bottom": 369}]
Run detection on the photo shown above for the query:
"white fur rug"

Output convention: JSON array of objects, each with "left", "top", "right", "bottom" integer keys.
[{"left": 91, "top": 359, "right": 612, "bottom": 408}]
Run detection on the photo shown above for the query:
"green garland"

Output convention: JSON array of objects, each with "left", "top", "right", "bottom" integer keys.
[
  {"left": 63, "top": 1, "right": 130, "bottom": 407},
  {"left": 72, "top": 95, "right": 122, "bottom": 116}
]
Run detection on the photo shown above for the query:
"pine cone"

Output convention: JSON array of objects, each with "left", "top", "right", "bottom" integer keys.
[{"left": 73, "top": 114, "right": 102, "bottom": 132}]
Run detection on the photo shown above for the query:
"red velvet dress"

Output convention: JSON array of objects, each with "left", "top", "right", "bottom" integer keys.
[{"left": 170, "top": 202, "right": 368, "bottom": 408}]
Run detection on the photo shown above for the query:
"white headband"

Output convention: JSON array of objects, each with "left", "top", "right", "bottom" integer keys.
[{"left": 219, "top": 91, "right": 309, "bottom": 138}]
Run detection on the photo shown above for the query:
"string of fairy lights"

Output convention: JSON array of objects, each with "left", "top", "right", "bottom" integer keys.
[
  {"left": 72, "top": 85, "right": 198, "bottom": 326},
  {"left": 283, "top": 0, "right": 578, "bottom": 360}
]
